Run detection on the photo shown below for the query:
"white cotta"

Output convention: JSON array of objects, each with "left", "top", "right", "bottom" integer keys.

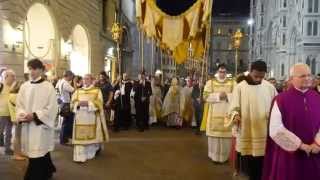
[{"left": 16, "top": 81, "right": 58, "bottom": 158}]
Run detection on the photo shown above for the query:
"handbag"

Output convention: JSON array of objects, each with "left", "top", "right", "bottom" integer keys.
[{"left": 59, "top": 103, "right": 71, "bottom": 117}]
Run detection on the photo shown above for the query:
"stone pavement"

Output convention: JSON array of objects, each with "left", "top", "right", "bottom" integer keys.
[{"left": 0, "top": 127, "right": 246, "bottom": 180}]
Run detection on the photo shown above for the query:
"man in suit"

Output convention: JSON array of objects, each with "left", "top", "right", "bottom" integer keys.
[
  {"left": 133, "top": 71, "right": 152, "bottom": 132},
  {"left": 114, "top": 73, "right": 133, "bottom": 131}
]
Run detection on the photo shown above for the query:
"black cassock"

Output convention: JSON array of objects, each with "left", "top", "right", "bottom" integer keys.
[
  {"left": 133, "top": 80, "right": 152, "bottom": 131},
  {"left": 24, "top": 153, "right": 56, "bottom": 180},
  {"left": 114, "top": 81, "right": 133, "bottom": 130}
]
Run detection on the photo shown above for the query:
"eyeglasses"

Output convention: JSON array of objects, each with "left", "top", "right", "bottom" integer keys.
[
  {"left": 218, "top": 71, "right": 226, "bottom": 73},
  {"left": 294, "top": 74, "right": 313, "bottom": 79}
]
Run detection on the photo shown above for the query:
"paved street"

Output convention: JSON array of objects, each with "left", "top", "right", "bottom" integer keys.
[{"left": 0, "top": 127, "right": 244, "bottom": 180}]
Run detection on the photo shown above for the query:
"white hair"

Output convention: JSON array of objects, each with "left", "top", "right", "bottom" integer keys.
[
  {"left": 289, "top": 63, "right": 310, "bottom": 77},
  {"left": 2, "top": 69, "right": 16, "bottom": 79},
  {"left": 84, "top": 74, "right": 93, "bottom": 79}
]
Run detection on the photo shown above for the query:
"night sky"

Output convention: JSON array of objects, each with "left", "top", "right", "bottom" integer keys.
[
  {"left": 213, "top": 0, "right": 250, "bottom": 16},
  {"left": 156, "top": 0, "right": 250, "bottom": 16}
]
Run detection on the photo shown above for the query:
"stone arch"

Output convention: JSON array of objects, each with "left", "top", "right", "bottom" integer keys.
[
  {"left": 69, "top": 24, "right": 91, "bottom": 76},
  {"left": 23, "top": 2, "right": 59, "bottom": 76}
]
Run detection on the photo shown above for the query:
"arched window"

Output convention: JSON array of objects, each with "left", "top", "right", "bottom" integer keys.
[
  {"left": 307, "top": 21, "right": 313, "bottom": 35},
  {"left": 283, "top": 16, "right": 287, "bottom": 27},
  {"left": 309, "top": 0, "right": 313, "bottom": 13},
  {"left": 312, "top": 58, "right": 316, "bottom": 74},
  {"left": 282, "top": 33, "right": 286, "bottom": 45},
  {"left": 281, "top": 64, "right": 285, "bottom": 76},
  {"left": 239, "top": 59, "right": 244, "bottom": 66},
  {"left": 306, "top": 57, "right": 311, "bottom": 66},
  {"left": 315, "top": 0, "right": 319, "bottom": 12},
  {"left": 217, "top": 41, "right": 221, "bottom": 50},
  {"left": 284, "top": 0, "right": 287, "bottom": 7},
  {"left": 313, "top": 21, "right": 318, "bottom": 35}
]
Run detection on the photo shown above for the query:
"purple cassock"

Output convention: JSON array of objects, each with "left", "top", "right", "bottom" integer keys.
[{"left": 262, "top": 88, "right": 320, "bottom": 180}]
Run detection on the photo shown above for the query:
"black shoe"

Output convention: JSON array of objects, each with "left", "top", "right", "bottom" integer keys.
[
  {"left": 138, "top": 128, "right": 144, "bottom": 132},
  {"left": 5, "top": 149, "right": 14, "bottom": 156},
  {"left": 47, "top": 168, "right": 56, "bottom": 179},
  {"left": 96, "top": 148, "right": 102, "bottom": 156}
]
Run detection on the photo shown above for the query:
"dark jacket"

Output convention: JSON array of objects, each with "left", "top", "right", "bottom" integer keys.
[{"left": 133, "top": 80, "right": 152, "bottom": 104}]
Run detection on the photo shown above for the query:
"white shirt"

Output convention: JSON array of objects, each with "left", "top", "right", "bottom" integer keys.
[{"left": 56, "top": 78, "right": 74, "bottom": 103}]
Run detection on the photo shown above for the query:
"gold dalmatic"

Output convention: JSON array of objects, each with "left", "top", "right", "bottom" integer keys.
[
  {"left": 201, "top": 79, "right": 234, "bottom": 137},
  {"left": 71, "top": 87, "right": 109, "bottom": 145}
]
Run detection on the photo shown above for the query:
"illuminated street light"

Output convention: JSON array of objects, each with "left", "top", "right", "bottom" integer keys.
[
  {"left": 232, "top": 29, "right": 243, "bottom": 75},
  {"left": 247, "top": 18, "right": 254, "bottom": 26}
]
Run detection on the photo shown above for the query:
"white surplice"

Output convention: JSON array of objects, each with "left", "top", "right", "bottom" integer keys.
[{"left": 16, "top": 80, "right": 58, "bottom": 158}]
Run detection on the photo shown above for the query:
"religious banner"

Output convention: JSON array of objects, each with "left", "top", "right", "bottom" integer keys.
[{"left": 136, "top": 0, "right": 212, "bottom": 64}]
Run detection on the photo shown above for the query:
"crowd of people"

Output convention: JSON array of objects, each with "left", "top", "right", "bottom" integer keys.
[{"left": 0, "top": 58, "right": 320, "bottom": 180}]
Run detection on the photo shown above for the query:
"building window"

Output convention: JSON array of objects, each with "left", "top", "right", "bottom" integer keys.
[
  {"left": 313, "top": 21, "right": 318, "bottom": 35},
  {"left": 261, "top": 3, "right": 264, "bottom": 13},
  {"left": 307, "top": 21, "right": 313, "bottom": 35},
  {"left": 306, "top": 57, "right": 311, "bottom": 66},
  {"left": 261, "top": 16, "right": 264, "bottom": 27},
  {"left": 282, "top": 33, "right": 286, "bottom": 45},
  {"left": 217, "top": 28, "right": 222, "bottom": 35},
  {"left": 284, "top": 0, "right": 287, "bottom": 7},
  {"left": 239, "top": 59, "right": 244, "bottom": 66},
  {"left": 281, "top": 64, "right": 285, "bottom": 76},
  {"left": 315, "top": 0, "right": 319, "bottom": 12},
  {"left": 102, "top": 0, "right": 107, "bottom": 33},
  {"left": 217, "top": 41, "right": 221, "bottom": 50},
  {"left": 312, "top": 58, "right": 316, "bottom": 74},
  {"left": 283, "top": 16, "right": 287, "bottom": 27},
  {"left": 228, "top": 28, "right": 233, "bottom": 34},
  {"left": 309, "top": 0, "right": 313, "bottom": 12}
]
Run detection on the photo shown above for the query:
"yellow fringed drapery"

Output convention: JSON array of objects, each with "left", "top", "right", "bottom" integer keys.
[{"left": 136, "top": 0, "right": 212, "bottom": 64}]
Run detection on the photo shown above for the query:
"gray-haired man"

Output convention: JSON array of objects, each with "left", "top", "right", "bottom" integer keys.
[{"left": 0, "top": 69, "right": 16, "bottom": 155}]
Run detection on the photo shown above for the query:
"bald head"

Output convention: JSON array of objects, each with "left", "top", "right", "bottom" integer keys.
[
  {"left": 289, "top": 63, "right": 311, "bottom": 77},
  {"left": 2, "top": 69, "right": 16, "bottom": 86},
  {"left": 290, "top": 63, "right": 312, "bottom": 90},
  {"left": 83, "top": 74, "right": 94, "bottom": 87}
]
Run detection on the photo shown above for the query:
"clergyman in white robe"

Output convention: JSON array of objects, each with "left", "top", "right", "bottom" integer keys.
[{"left": 16, "top": 73, "right": 58, "bottom": 180}]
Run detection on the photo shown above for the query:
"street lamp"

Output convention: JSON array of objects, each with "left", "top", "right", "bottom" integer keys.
[
  {"left": 111, "top": 21, "right": 124, "bottom": 77},
  {"left": 247, "top": 18, "right": 254, "bottom": 26},
  {"left": 232, "top": 29, "right": 243, "bottom": 75}
]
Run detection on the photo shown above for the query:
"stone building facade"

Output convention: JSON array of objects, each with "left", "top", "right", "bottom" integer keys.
[
  {"left": 209, "top": 15, "right": 250, "bottom": 75},
  {"left": 250, "top": 0, "right": 320, "bottom": 79},
  {"left": 0, "top": 0, "right": 109, "bottom": 79}
]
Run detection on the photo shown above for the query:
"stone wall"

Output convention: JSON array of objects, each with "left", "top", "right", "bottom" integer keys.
[{"left": 0, "top": 0, "right": 106, "bottom": 79}]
